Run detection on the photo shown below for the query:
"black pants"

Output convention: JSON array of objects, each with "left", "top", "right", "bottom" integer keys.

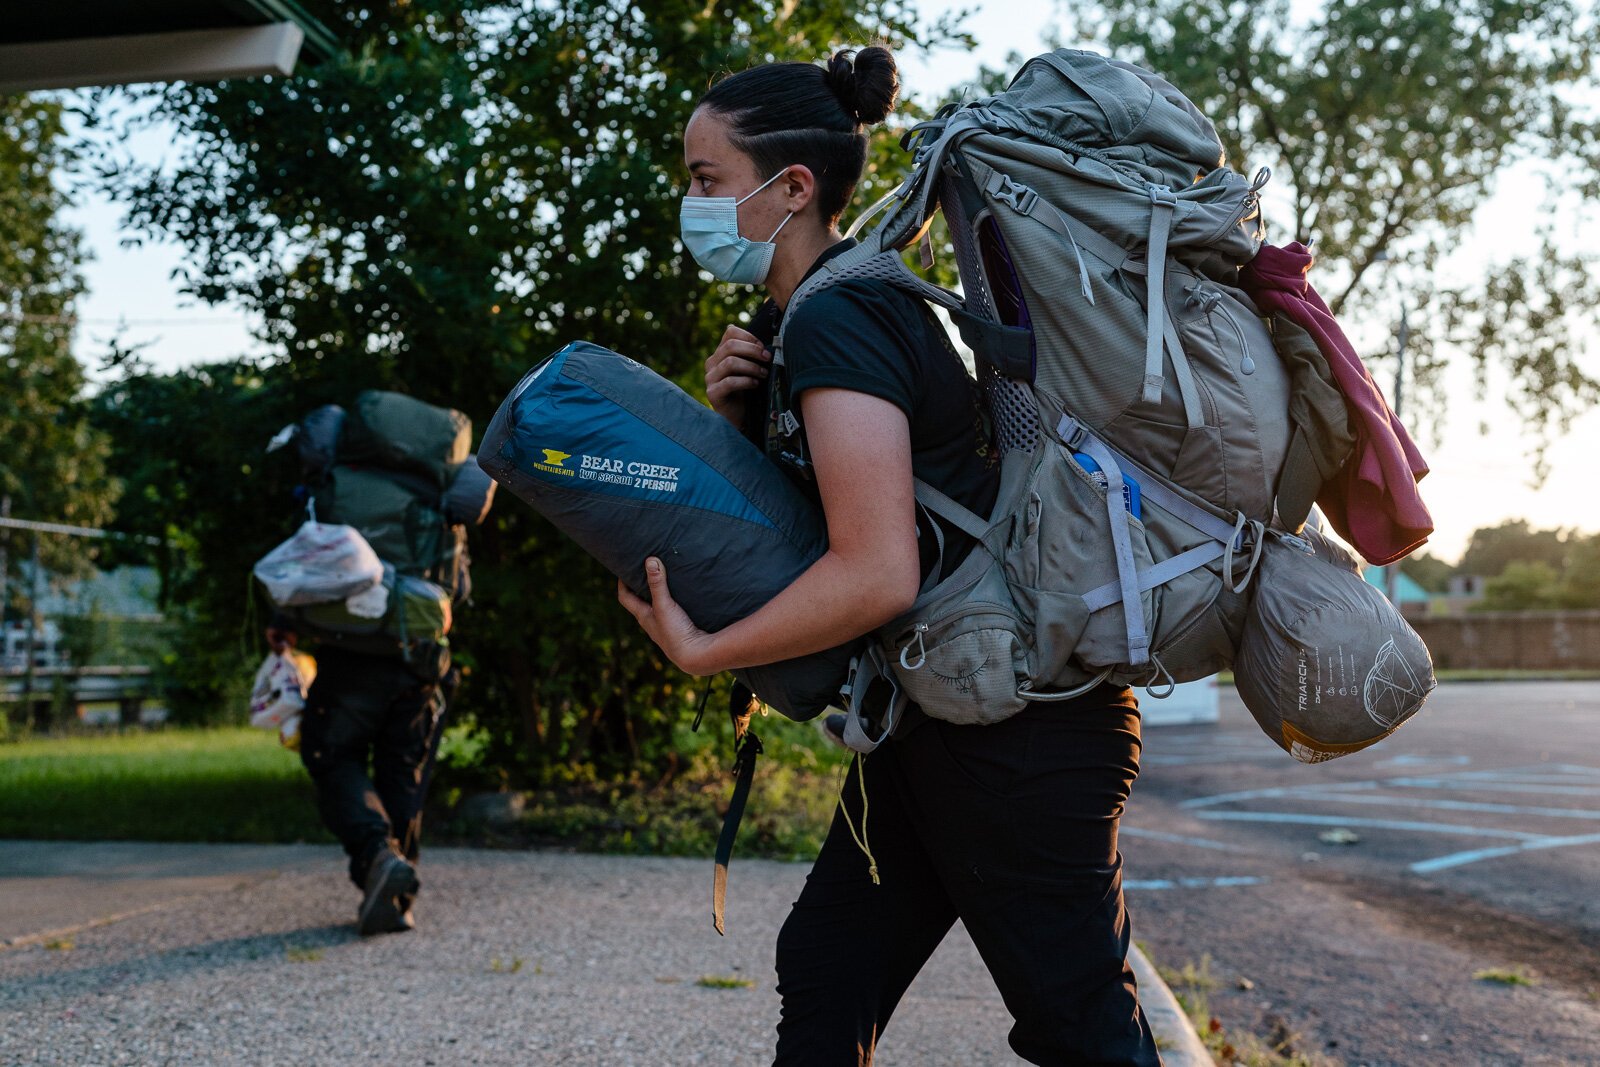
[
  {"left": 774, "top": 686, "right": 1160, "bottom": 1067},
  {"left": 299, "top": 650, "right": 445, "bottom": 888}
]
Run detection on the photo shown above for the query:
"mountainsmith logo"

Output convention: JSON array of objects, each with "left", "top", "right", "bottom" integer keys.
[{"left": 533, "top": 448, "right": 575, "bottom": 477}]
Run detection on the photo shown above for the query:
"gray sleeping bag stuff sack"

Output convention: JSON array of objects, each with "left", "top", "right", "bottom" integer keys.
[
  {"left": 478, "top": 341, "right": 859, "bottom": 720},
  {"left": 1234, "top": 526, "right": 1437, "bottom": 763}
]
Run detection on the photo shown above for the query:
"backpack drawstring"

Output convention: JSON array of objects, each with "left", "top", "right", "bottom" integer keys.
[{"left": 838, "top": 752, "right": 880, "bottom": 885}]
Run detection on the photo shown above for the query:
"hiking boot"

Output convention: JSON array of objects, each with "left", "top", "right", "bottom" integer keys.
[{"left": 357, "top": 847, "right": 420, "bottom": 937}]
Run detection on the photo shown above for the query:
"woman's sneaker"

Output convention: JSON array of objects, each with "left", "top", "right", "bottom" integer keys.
[{"left": 358, "top": 847, "right": 420, "bottom": 936}]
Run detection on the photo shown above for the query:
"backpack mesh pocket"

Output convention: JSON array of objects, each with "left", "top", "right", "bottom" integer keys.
[{"left": 1006, "top": 444, "right": 1157, "bottom": 679}]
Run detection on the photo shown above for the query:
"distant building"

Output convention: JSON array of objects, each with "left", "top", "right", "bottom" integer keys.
[
  {"left": 1363, "top": 565, "right": 1430, "bottom": 611},
  {"left": 33, "top": 566, "right": 164, "bottom": 625}
]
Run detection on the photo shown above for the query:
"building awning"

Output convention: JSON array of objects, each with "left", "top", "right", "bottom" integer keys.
[{"left": 0, "top": 1, "right": 339, "bottom": 93}]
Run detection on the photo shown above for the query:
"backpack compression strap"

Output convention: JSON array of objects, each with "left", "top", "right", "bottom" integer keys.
[
  {"left": 977, "top": 175, "right": 1206, "bottom": 436},
  {"left": 1057, "top": 414, "right": 1267, "bottom": 652}
]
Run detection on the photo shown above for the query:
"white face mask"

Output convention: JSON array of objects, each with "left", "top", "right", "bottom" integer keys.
[{"left": 679, "top": 168, "right": 795, "bottom": 285}]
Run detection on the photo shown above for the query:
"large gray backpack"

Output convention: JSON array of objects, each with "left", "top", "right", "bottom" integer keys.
[{"left": 775, "top": 49, "right": 1433, "bottom": 748}]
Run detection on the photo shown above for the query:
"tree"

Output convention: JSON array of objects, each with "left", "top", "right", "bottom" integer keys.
[
  {"left": 1457, "top": 518, "right": 1570, "bottom": 579},
  {"left": 1400, "top": 551, "right": 1454, "bottom": 594},
  {"left": 1477, "top": 559, "right": 1561, "bottom": 611},
  {"left": 1074, "top": 0, "right": 1600, "bottom": 466},
  {"left": 0, "top": 95, "right": 119, "bottom": 605},
  {"left": 89, "top": 1, "right": 964, "bottom": 774},
  {"left": 1557, "top": 535, "right": 1600, "bottom": 608},
  {"left": 89, "top": 354, "right": 298, "bottom": 721}
]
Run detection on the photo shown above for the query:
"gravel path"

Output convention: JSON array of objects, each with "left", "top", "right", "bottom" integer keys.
[{"left": 0, "top": 846, "right": 1064, "bottom": 1066}]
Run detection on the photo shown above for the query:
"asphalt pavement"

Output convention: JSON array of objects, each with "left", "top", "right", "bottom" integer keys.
[
  {"left": 0, "top": 841, "right": 1206, "bottom": 1066},
  {"left": 4, "top": 680, "right": 1595, "bottom": 1066},
  {"left": 1120, "top": 680, "right": 1600, "bottom": 1066}
]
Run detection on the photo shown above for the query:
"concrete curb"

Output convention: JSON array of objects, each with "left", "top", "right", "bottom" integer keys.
[{"left": 1130, "top": 944, "right": 1216, "bottom": 1066}]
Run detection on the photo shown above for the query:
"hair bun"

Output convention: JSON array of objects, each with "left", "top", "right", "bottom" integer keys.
[{"left": 823, "top": 46, "right": 900, "bottom": 127}]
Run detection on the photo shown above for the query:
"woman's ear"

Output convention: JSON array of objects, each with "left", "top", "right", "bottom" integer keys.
[{"left": 781, "top": 164, "right": 818, "bottom": 216}]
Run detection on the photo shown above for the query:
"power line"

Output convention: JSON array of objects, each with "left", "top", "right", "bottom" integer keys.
[
  {"left": 1, "top": 311, "right": 246, "bottom": 327},
  {"left": 0, "top": 516, "right": 164, "bottom": 546}
]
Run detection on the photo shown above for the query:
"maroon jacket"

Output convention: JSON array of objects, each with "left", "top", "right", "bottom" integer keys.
[{"left": 1241, "top": 242, "right": 1433, "bottom": 565}]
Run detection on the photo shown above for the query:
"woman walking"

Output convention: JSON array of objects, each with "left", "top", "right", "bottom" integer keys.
[{"left": 619, "top": 45, "right": 1161, "bottom": 1067}]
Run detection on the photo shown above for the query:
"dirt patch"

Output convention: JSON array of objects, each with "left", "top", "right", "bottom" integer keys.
[{"left": 1307, "top": 869, "right": 1600, "bottom": 996}]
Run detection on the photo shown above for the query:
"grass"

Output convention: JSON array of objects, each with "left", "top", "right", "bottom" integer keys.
[
  {"left": 0, "top": 713, "right": 848, "bottom": 857},
  {"left": 0, "top": 727, "right": 330, "bottom": 843},
  {"left": 1152, "top": 952, "right": 1342, "bottom": 1067},
  {"left": 1473, "top": 966, "right": 1540, "bottom": 987},
  {"left": 696, "top": 974, "right": 755, "bottom": 989}
]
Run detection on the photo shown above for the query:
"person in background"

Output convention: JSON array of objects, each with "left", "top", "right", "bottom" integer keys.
[
  {"left": 263, "top": 392, "right": 485, "bottom": 938},
  {"left": 266, "top": 619, "right": 446, "bottom": 937}
]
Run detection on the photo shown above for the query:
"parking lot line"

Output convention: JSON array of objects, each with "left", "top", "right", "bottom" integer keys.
[
  {"left": 1119, "top": 826, "right": 1258, "bottom": 854},
  {"left": 1411, "top": 831, "right": 1600, "bottom": 874},
  {"left": 1125, "top": 876, "right": 1266, "bottom": 891},
  {"left": 1274, "top": 792, "right": 1600, "bottom": 821},
  {"left": 1193, "top": 811, "right": 1545, "bottom": 840}
]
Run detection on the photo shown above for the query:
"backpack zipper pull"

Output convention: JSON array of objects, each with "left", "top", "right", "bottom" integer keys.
[{"left": 899, "top": 623, "right": 929, "bottom": 671}]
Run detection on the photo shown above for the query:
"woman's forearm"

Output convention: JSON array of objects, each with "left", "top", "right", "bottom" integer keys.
[{"left": 695, "top": 543, "right": 917, "bottom": 674}]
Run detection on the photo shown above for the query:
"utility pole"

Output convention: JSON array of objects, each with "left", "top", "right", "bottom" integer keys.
[
  {"left": 0, "top": 495, "right": 10, "bottom": 633},
  {"left": 1385, "top": 294, "right": 1410, "bottom": 610}
]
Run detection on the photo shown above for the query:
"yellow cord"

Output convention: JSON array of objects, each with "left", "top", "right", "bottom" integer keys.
[{"left": 838, "top": 752, "right": 880, "bottom": 885}]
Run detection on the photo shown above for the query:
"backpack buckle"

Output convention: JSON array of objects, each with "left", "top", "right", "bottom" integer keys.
[
  {"left": 1055, "top": 414, "right": 1088, "bottom": 449},
  {"left": 984, "top": 173, "right": 1038, "bottom": 215},
  {"left": 776, "top": 409, "right": 801, "bottom": 439}
]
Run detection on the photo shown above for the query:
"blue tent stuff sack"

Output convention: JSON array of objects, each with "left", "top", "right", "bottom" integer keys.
[{"left": 478, "top": 341, "right": 859, "bottom": 720}]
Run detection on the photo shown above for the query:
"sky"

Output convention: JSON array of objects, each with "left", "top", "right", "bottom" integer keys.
[{"left": 55, "top": 0, "right": 1600, "bottom": 563}]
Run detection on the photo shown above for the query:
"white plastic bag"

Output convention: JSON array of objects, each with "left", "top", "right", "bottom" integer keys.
[
  {"left": 344, "top": 580, "right": 391, "bottom": 619},
  {"left": 249, "top": 650, "right": 318, "bottom": 732},
  {"left": 253, "top": 521, "right": 383, "bottom": 606}
]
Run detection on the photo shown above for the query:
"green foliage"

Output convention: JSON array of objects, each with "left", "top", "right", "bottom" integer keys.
[
  {"left": 88, "top": 1, "right": 963, "bottom": 776},
  {"left": 0, "top": 95, "right": 118, "bottom": 586},
  {"left": 1459, "top": 519, "right": 1569, "bottom": 579},
  {"left": 89, "top": 359, "right": 300, "bottom": 721},
  {"left": 1400, "top": 551, "right": 1454, "bottom": 595},
  {"left": 1479, "top": 560, "right": 1561, "bottom": 611},
  {"left": 1073, "top": 0, "right": 1600, "bottom": 463},
  {"left": 1458, "top": 519, "right": 1600, "bottom": 610},
  {"left": 447, "top": 704, "right": 844, "bottom": 858}
]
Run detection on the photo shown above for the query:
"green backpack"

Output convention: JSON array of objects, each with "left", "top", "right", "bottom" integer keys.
[
  {"left": 274, "top": 392, "right": 495, "bottom": 666},
  {"left": 340, "top": 390, "right": 471, "bottom": 490},
  {"left": 283, "top": 564, "right": 453, "bottom": 675},
  {"left": 312, "top": 465, "right": 468, "bottom": 599}
]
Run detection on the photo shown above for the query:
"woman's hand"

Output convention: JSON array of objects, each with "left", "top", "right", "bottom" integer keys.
[
  {"left": 705, "top": 324, "right": 770, "bottom": 429},
  {"left": 617, "top": 557, "right": 721, "bottom": 676}
]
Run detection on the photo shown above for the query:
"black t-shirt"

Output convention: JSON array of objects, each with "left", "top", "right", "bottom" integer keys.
[{"left": 753, "top": 241, "right": 999, "bottom": 580}]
